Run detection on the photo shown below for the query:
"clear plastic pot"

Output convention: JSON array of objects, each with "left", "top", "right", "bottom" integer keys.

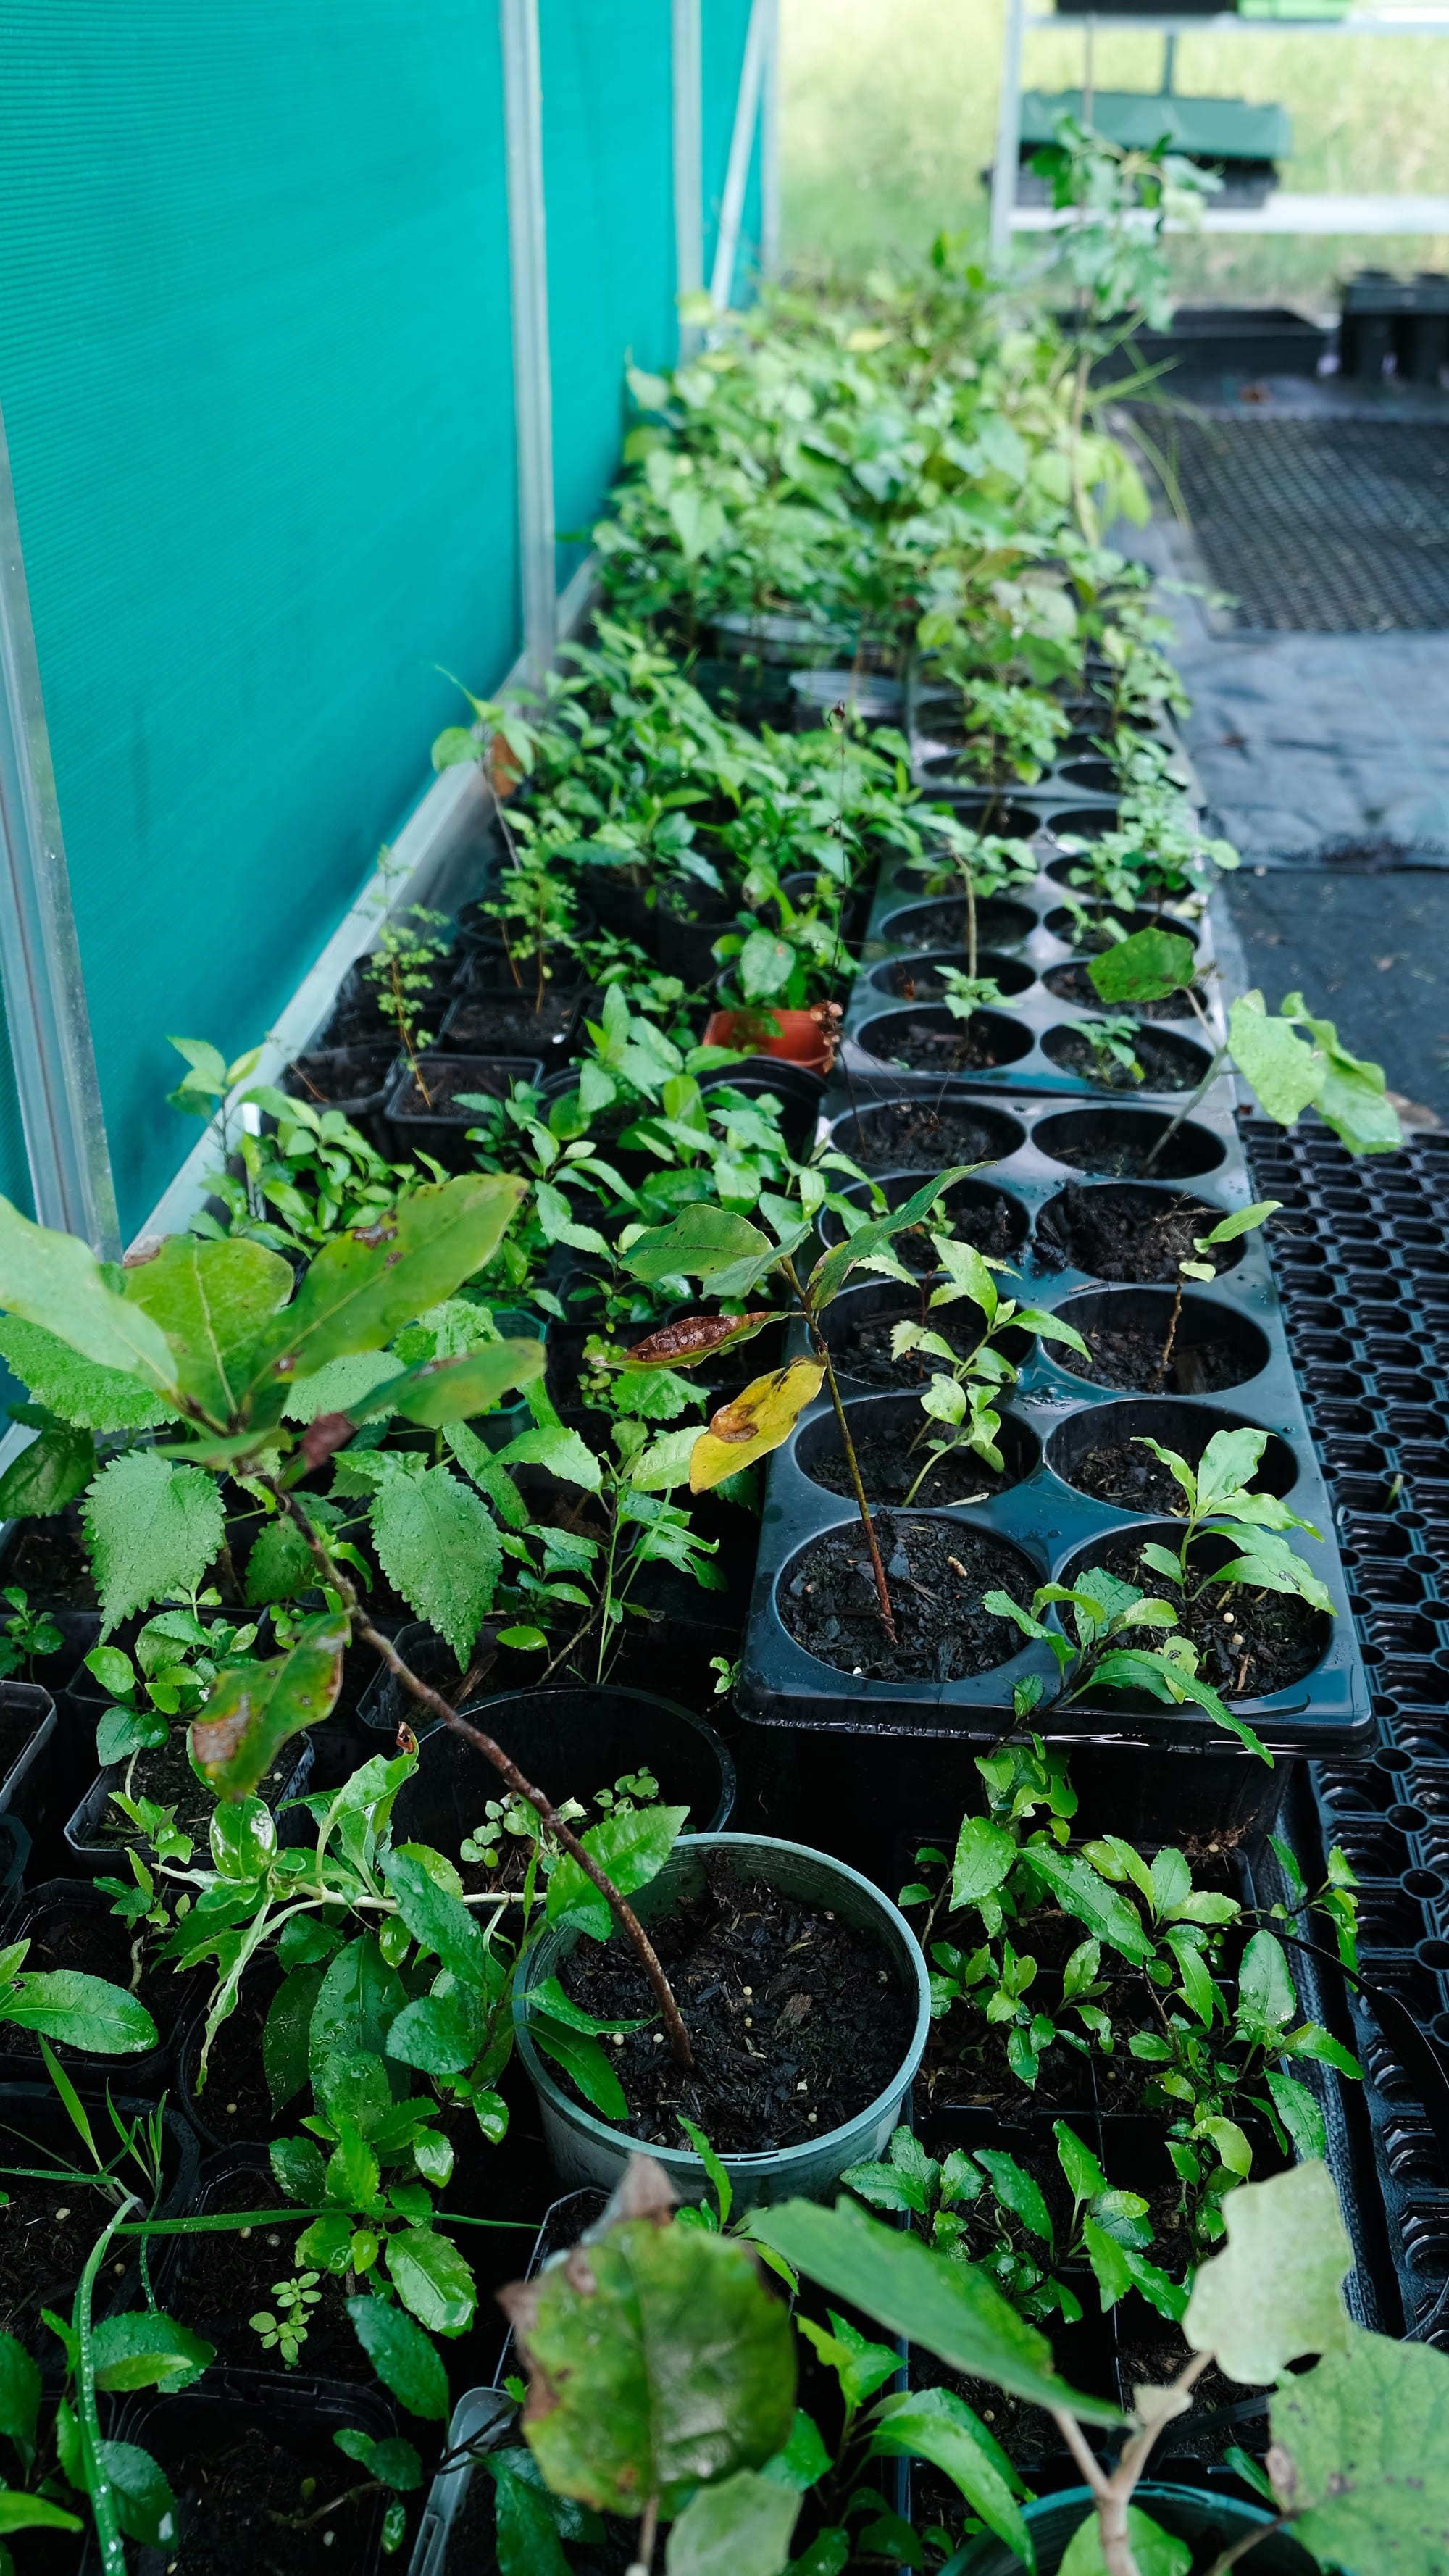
[{"left": 513, "top": 1830, "right": 930, "bottom": 2209}]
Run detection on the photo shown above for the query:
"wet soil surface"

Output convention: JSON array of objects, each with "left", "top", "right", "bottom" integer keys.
[
  {"left": 1058, "top": 1318, "right": 1251, "bottom": 1396},
  {"left": 184, "top": 1975, "right": 279, "bottom": 2143},
  {"left": 392, "top": 1057, "right": 532, "bottom": 1113},
  {"left": 556, "top": 1857, "right": 913, "bottom": 2152},
  {"left": 780, "top": 1513, "right": 1033, "bottom": 1682},
  {"left": 167, "top": 2170, "right": 369, "bottom": 2378},
  {"left": 872, "top": 952, "right": 1030, "bottom": 1004},
  {"left": 1043, "top": 1028, "right": 1201, "bottom": 1093},
  {"left": 1041, "top": 1134, "right": 1208, "bottom": 1181},
  {"left": 92, "top": 1730, "right": 298, "bottom": 1853},
  {"left": 444, "top": 988, "right": 577, "bottom": 1051},
  {"left": 1037, "top": 1188, "right": 1236, "bottom": 1283},
  {"left": 1066, "top": 1438, "right": 1198, "bottom": 1515},
  {"left": 863, "top": 1010, "right": 1024, "bottom": 1075},
  {"left": 285, "top": 1041, "right": 396, "bottom": 1105},
  {"left": 1080, "top": 1532, "right": 1327, "bottom": 1698},
  {"left": 4, "top": 1906, "right": 199, "bottom": 2066},
  {"left": 0, "top": 2169, "right": 133, "bottom": 2356},
  {"left": 830, "top": 1303, "right": 1028, "bottom": 1393},
  {"left": 887, "top": 896, "right": 1035, "bottom": 951},
  {"left": 1043, "top": 960, "right": 1209, "bottom": 1021},
  {"left": 805, "top": 1417, "right": 1024, "bottom": 1509},
  {"left": 830, "top": 1188, "right": 1022, "bottom": 1275},
  {"left": 132, "top": 2419, "right": 379, "bottom": 2575},
  {"left": 833, "top": 1098, "right": 1022, "bottom": 1172},
  {"left": 3, "top": 1518, "right": 97, "bottom": 1608}
]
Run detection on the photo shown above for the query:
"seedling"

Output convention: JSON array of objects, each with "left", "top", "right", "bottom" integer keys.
[
  {"left": 890, "top": 1236, "right": 1088, "bottom": 1505},
  {"left": 363, "top": 903, "right": 452, "bottom": 1109},
  {"left": 1077, "top": 1009, "right": 1143, "bottom": 1087},
  {"left": 1133, "top": 1422, "right": 1333, "bottom": 1619},
  {"left": 987, "top": 1563, "right": 1270, "bottom": 1758},
  {"left": 1154, "top": 1199, "right": 1279, "bottom": 1390},
  {"left": 907, "top": 824, "right": 1038, "bottom": 986},
  {"left": 250, "top": 2272, "right": 322, "bottom": 2368}
]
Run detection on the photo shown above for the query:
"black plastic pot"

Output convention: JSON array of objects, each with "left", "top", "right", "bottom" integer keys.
[
  {"left": 438, "top": 976, "right": 587, "bottom": 1060},
  {"left": 0, "top": 1877, "right": 197, "bottom": 2091},
  {"left": 864, "top": 947, "right": 1035, "bottom": 1005},
  {"left": 93, "top": 2371, "right": 400, "bottom": 2575},
  {"left": 356, "top": 1620, "right": 488, "bottom": 1746},
  {"left": 827, "top": 1092, "right": 1027, "bottom": 1172},
  {"left": 318, "top": 957, "right": 461, "bottom": 1053},
  {"left": 383, "top": 1685, "right": 735, "bottom": 1851},
  {"left": 656, "top": 885, "right": 738, "bottom": 984},
  {"left": 383, "top": 1054, "right": 545, "bottom": 1169},
  {"left": 282, "top": 1041, "right": 401, "bottom": 1148},
  {"left": 0, "top": 2082, "right": 198, "bottom": 2367},
  {"left": 851, "top": 1001, "right": 1037, "bottom": 1077},
  {"left": 0, "top": 1681, "right": 57, "bottom": 1838},
  {"left": 0, "top": 1814, "right": 29, "bottom": 1917},
  {"left": 64, "top": 1735, "right": 315, "bottom": 1877},
  {"left": 737, "top": 1089, "right": 1371, "bottom": 1760}
]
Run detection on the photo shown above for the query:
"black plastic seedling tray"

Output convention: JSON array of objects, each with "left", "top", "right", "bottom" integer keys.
[
  {"left": 844, "top": 833, "right": 1227, "bottom": 1103},
  {"left": 737, "top": 1088, "right": 1371, "bottom": 1757}
]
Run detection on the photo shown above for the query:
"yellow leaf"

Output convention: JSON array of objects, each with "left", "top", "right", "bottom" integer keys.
[{"left": 688, "top": 1358, "right": 824, "bottom": 1492}]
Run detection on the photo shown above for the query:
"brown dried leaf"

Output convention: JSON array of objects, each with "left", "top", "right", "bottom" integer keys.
[{"left": 622, "top": 1312, "right": 774, "bottom": 1371}]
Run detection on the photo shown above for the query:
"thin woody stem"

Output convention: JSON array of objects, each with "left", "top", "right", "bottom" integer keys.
[
  {"left": 266, "top": 1483, "right": 694, "bottom": 2069},
  {"left": 1141, "top": 1033, "right": 1228, "bottom": 1175},
  {"left": 817, "top": 1333, "right": 897, "bottom": 1643},
  {"left": 1151, "top": 1273, "right": 1186, "bottom": 1391}
]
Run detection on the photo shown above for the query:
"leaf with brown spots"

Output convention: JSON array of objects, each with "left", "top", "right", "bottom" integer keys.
[
  {"left": 191, "top": 1607, "right": 348, "bottom": 1798},
  {"left": 689, "top": 1358, "right": 825, "bottom": 1491},
  {"left": 622, "top": 1313, "right": 774, "bottom": 1371}
]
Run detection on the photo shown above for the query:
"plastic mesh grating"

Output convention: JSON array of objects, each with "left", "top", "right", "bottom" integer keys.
[{"left": 1158, "top": 414, "right": 1449, "bottom": 633}]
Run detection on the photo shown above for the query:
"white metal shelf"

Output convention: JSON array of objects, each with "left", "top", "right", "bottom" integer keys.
[{"left": 1011, "top": 191, "right": 1449, "bottom": 229}]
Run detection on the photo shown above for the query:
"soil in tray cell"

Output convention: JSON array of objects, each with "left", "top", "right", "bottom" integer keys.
[
  {"left": 444, "top": 987, "right": 577, "bottom": 1051},
  {"left": 1066, "top": 1530, "right": 1329, "bottom": 1700},
  {"left": 1032, "top": 1107, "right": 1225, "bottom": 1184},
  {"left": 555, "top": 1856, "right": 913, "bottom": 2152},
  {"left": 825, "top": 1174, "right": 1025, "bottom": 1272},
  {"left": 167, "top": 2170, "right": 370, "bottom": 2380},
  {"left": 826, "top": 1289, "right": 1031, "bottom": 1393},
  {"left": 830, "top": 1096, "right": 1027, "bottom": 1172},
  {"left": 2, "top": 1515, "right": 97, "bottom": 1607},
  {"left": 129, "top": 2417, "right": 380, "bottom": 2576},
  {"left": 1037, "top": 1185, "right": 1244, "bottom": 1284},
  {"left": 183, "top": 1971, "right": 278, "bottom": 2142},
  {"left": 89, "top": 1729, "right": 296, "bottom": 1853},
  {"left": 392, "top": 1059, "right": 527, "bottom": 1115},
  {"left": 801, "top": 1408, "right": 1033, "bottom": 1509},
  {"left": 1040, "top": 1024, "right": 1209, "bottom": 1093},
  {"left": 1042, "top": 959, "right": 1212, "bottom": 1022},
  {"left": 1051, "top": 1404, "right": 1297, "bottom": 1518},
  {"left": 1055, "top": 1292, "right": 1268, "bottom": 1396},
  {"left": 879, "top": 895, "right": 1037, "bottom": 951},
  {"left": 854, "top": 1004, "right": 1033, "bottom": 1076},
  {"left": 867, "top": 950, "right": 1035, "bottom": 1006},
  {"left": 779, "top": 1512, "right": 1036, "bottom": 1683}
]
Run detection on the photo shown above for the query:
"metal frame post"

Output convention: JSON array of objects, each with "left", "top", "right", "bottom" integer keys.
[
  {"left": 990, "top": 0, "right": 1028, "bottom": 268},
  {"left": 0, "top": 403, "right": 119, "bottom": 1256},
  {"left": 760, "top": 0, "right": 782, "bottom": 280},
  {"left": 501, "top": 0, "right": 556, "bottom": 683},
  {"left": 672, "top": 0, "right": 703, "bottom": 355},
  {"left": 710, "top": 0, "right": 772, "bottom": 311}
]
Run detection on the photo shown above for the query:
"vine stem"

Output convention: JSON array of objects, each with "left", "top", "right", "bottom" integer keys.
[{"left": 264, "top": 1482, "right": 695, "bottom": 2070}]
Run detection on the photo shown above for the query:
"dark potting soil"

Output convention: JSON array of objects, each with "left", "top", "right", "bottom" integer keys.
[
  {"left": 1067, "top": 1438, "right": 1197, "bottom": 1515},
  {"left": 1114, "top": 2327, "right": 1266, "bottom": 2455},
  {"left": 185, "top": 1977, "right": 278, "bottom": 2142},
  {"left": 832, "top": 1188, "right": 1020, "bottom": 1277},
  {"left": 1042, "top": 961, "right": 1209, "bottom": 1022},
  {"left": 0, "top": 2175, "right": 111, "bottom": 2353},
  {"left": 2, "top": 1518, "right": 97, "bottom": 1608},
  {"left": 133, "top": 2420, "right": 379, "bottom": 2576},
  {"left": 867, "top": 1010, "right": 1020, "bottom": 1075},
  {"left": 1043, "top": 1028, "right": 1199, "bottom": 1093},
  {"left": 890, "top": 897, "right": 1033, "bottom": 951},
  {"left": 168, "top": 2172, "right": 369, "bottom": 2378},
  {"left": 1043, "top": 1134, "right": 1204, "bottom": 1181},
  {"left": 0, "top": 1701, "right": 42, "bottom": 1779},
  {"left": 285, "top": 1041, "right": 396, "bottom": 1106},
  {"left": 1058, "top": 1319, "right": 1246, "bottom": 1396},
  {"left": 1082, "top": 1533, "right": 1327, "bottom": 1698},
  {"left": 836, "top": 1098, "right": 1021, "bottom": 1170},
  {"left": 1037, "top": 1188, "right": 1233, "bottom": 1284},
  {"left": 4, "top": 1907, "right": 199, "bottom": 2064},
  {"left": 780, "top": 1514, "right": 1032, "bottom": 1683},
  {"left": 392, "top": 1058, "right": 516, "bottom": 1115},
  {"left": 830, "top": 1301, "right": 1027, "bottom": 1393},
  {"left": 96, "top": 1730, "right": 297, "bottom": 1853},
  {"left": 444, "top": 988, "right": 576, "bottom": 1051},
  {"left": 807, "top": 1417, "right": 1022, "bottom": 1509},
  {"left": 556, "top": 1859, "right": 913, "bottom": 2154}
]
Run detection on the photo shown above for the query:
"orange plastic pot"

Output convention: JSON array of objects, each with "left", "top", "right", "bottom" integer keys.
[{"left": 703, "top": 1004, "right": 839, "bottom": 1073}]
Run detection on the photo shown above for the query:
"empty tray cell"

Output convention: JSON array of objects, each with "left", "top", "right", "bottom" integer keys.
[
  {"left": 1357, "top": 1566, "right": 1431, "bottom": 1606},
  {"left": 1356, "top": 1888, "right": 1436, "bottom": 1948},
  {"left": 1384, "top": 2119, "right": 1449, "bottom": 2188},
  {"left": 1411, "top": 1764, "right": 1449, "bottom": 1816},
  {"left": 1342, "top": 1516, "right": 1416, "bottom": 1559}
]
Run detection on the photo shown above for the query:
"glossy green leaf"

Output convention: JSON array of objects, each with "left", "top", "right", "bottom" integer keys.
[
  {"left": 101, "top": 2438, "right": 178, "bottom": 2546},
  {"left": 346, "top": 2294, "right": 450, "bottom": 2419},
  {"left": 867, "top": 2387, "right": 1034, "bottom": 2569},
  {"left": 1059, "top": 2504, "right": 1189, "bottom": 2575},
  {"left": 369, "top": 1465, "right": 500, "bottom": 1663},
  {"left": 505, "top": 2202, "right": 797, "bottom": 2517},
  {"left": 1184, "top": 2162, "right": 1352, "bottom": 2382},
  {"left": 190, "top": 1608, "right": 348, "bottom": 1798},
  {"left": 809, "top": 1170, "right": 973, "bottom": 1312},
  {"left": 209, "top": 1796, "right": 275, "bottom": 1881},
  {"left": 0, "top": 1421, "right": 98, "bottom": 1520},
  {"left": 124, "top": 1234, "right": 294, "bottom": 1422},
  {"left": 296, "top": 2210, "right": 354, "bottom": 2273},
  {"left": 0, "top": 1314, "right": 171, "bottom": 1431},
  {"left": 760, "top": 2409, "right": 831, "bottom": 2493},
  {"left": 623, "top": 1206, "right": 774, "bottom": 1287},
  {"left": 333, "top": 2428, "right": 422, "bottom": 2490},
  {"left": 83, "top": 1449, "right": 226, "bottom": 1634},
  {"left": 1087, "top": 926, "right": 1196, "bottom": 1007},
  {"left": 383, "top": 1848, "right": 487, "bottom": 1985},
  {"left": 665, "top": 2468, "right": 801, "bottom": 2576},
  {"left": 385, "top": 2226, "right": 476, "bottom": 2335},
  {"left": 751, "top": 2199, "right": 1120, "bottom": 2421},
  {"left": 309, "top": 1935, "right": 407, "bottom": 2076},
  {"left": 352, "top": 1338, "right": 546, "bottom": 1429},
  {"left": 951, "top": 1815, "right": 1016, "bottom": 1910},
  {"left": 0, "top": 1971, "right": 158, "bottom": 2054},
  {"left": 1019, "top": 1847, "right": 1153, "bottom": 1964},
  {"left": 0, "top": 2337, "right": 39, "bottom": 2471},
  {"left": 1269, "top": 2325, "right": 1449, "bottom": 2574},
  {"left": 544, "top": 1802, "right": 689, "bottom": 1938},
  {"left": 270, "top": 2135, "right": 327, "bottom": 2203},
  {"left": 0, "top": 1196, "right": 177, "bottom": 1393},
  {"left": 243, "top": 1515, "right": 321, "bottom": 1606},
  {"left": 976, "top": 2151, "right": 1051, "bottom": 2243},
  {"left": 1264, "top": 2068, "right": 1327, "bottom": 2162},
  {"left": 0, "top": 2493, "right": 83, "bottom": 2535},
  {"left": 385, "top": 1986, "right": 478, "bottom": 2077},
  {"left": 530, "top": 2015, "right": 630, "bottom": 2118},
  {"left": 90, "top": 2310, "right": 214, "bottom": 2393}
]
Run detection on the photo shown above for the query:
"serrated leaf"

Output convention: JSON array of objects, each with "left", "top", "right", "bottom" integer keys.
[
  {"left": 83, "top": 1449, "right": 226, "bottom": 1634},
  {"left": 0, "top": 1421, "right": 98, "bottom": 1520},
  {"left": 190, "top": 1607, "right": 347, "bottom": 1797},
  {"left": 91, "top": 2309, "right": 214, "bottom": 2393},
  {"left": 951, "top": 1815, "right": 1016, "bottom": 1910},
  {"left": 1020, "top": 1847, "right": 1152, "bottom": 1964},
  {"left": 101, "top": 2438, "right": 178, "bottom": 2546},
  {"left": 271, "top": 2135, "right": 327, "bottom": 2203},
  {"left": 347, "top": 2294, "right": 450, "bottom": 2419},
  {"left": 243, "top": 1515, "right": 320, "bottom": 1606},
  {"left": 385, "top": 1987, "right": 478, "bottom": 2075},
  {"left": 369, "top": 1465, "right": 500, "bottom": 1662},
  {"left": 689, "top": 1359, "right": 824, "bottom": 1491},
  {"left": 1184, "top": 2161, "right": 1352, "bottom": 2382},
  {"left": 383, "top": 1847, "right": 486, "bottom": 1985}
]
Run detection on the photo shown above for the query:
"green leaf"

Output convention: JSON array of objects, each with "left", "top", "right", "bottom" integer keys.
[
  {"left": 190, "top": 1607, "right": 348, "bottom": 1798},
  {"left": 545, "top": 1802, "right": 689, "bottom": 1938},
  {"left": 1269, "top": 2325, "right": 1449, "bottom": 2574},
  {"left": 623, "top": 1206, "right": 773, "bottom": 1288},
  {"left": 383, "top": 1847, "right": 488, "bottom": 1983},
  {"left": 0, "top": 1196, "right": 178, "bottom": 1393},
  {"left": 209, "top": 1796, "right": 275, "bottom": 1880},
  {"left": 385, "top": 2227, "right": 476, "bottom": 2335},
  {"left": 282, "top": 1351, "right": 404, "bottom": 1424},
  {"left": 530, "top": 2016, "right": 630, "bottom": 2118},
  {"left": 296, "top": 2210, "right": 354, "bottom": 2273},
  {"left": 1053, "top": 2122, "right": 1107, "bottom": 2207},
  {"left": 1087, "top": 926, "right": 1196, "bottom": 1007},
  {"left": 90, "top": 2309, "right": 214, "bottom": 2393},
  {"left": 0, "top": 1971, "right": 158, "bottom": 2054},
  {"left": 0, "top": 2494, "right": 83, "bottom": 2535},
  {"left": 263, "top": 1967, "right": 325, "bottom": 2114},
  {"left": 101, "top": 2438, "right": 178, "bottom": 2545},
  {"left": 346, "top": 2294, "right": 450, "bottom": 2419},
  {"left": 1184, "top": 2161, "right": 1352, "bottom": 2383},
  {"left": 951, "top": 1816, "right": 1016, "bottom": 1910},
  {"left": 1019, "top": 1847, "right": 1152, "bottom": 1964},
  {"left": 0, "top": 1421, "right": 97, "bottom": 1520},
  {"left": 385, "top": 1988, "right": 478, "bottom": 2076},
  {"left": 1059, "top": 2504, "right": 1190, "bottom": 2575},
  {"left": 810, "top": 1170, "right": 974, "bottom": 1312},
  {"left": 1237, "top": 1931, "right": 1297, "bottom": 2035},
  {"left": 793, "top": 2313, "right": 898, "bottom": 2411},
  {"left": 485, "top": 2455, "right": 574, "bottom": 2576},
  {"left": 665, "top": 2469, "right": 801, "bottom": 2576},
  {"left": 1264, "top": 2069, "right": 1327, "bottom": 2162},
  {"left": 0, "top": 2338, "right": 39, "bottom": 2471},
  {"left": 82, "top": 1449, "right": 226, "bottom": 1634},
  {"left": 354, "top": 1338, "right": 546, "bottom": 1430},
  {"left": 976, "top": 2151, "right": 1051, "bottom": 2243},
  {"left": 125, "top": 1234, "right": 294, "bottom": 1422},
  {"left": 761, "top": 2409, "right": 831, "bottom": 2493},
  {"left": 751, "top": 2200, "right": 1120, "bottom": 2422},
  {"left": 1228, "top": 994, "right": 1323, "bottom": 1127},
  {"left": 270, "top": 2135, "right": 327, "bottom": 2203},
  {"left": 333, "top": 2429, "right": 422, "bottom": 2491},
  {"left": 309, "top": 1935, "right": 407, "bottom": 2075},
  {"left": 243, "top": 1515, "right": 320, "bottom": 1606},
  {"left": 867, "top": 2388, "right": 1033, "bottom": 2567},
  {"left": 506, "top": 2210, "right": 797, "bottom": 2518},
  {"left": 242, "top": 1173, "right": 527, "bottom": 1406},
  {"left": 369, "top": 1465, "right": 500, "bottom": 1662},
  {"left": 493, "top": 1423, "right": 602, "bottom": 1490}
]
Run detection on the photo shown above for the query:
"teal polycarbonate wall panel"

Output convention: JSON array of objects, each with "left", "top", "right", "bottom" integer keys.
[
  {"left": 0, "top": 1, "right": 519, "bottom": 1238},
  {"left": 540, "top": 0, "right": 676, "bottom": 592},
  {"left": 703, "top": 0, "right": 761, "bottom": 304},
  {"left": 0, "top": 986, "right": 31, "bottom": 1222}
]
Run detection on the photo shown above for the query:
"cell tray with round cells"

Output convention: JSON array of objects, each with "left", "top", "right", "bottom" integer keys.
[
  {"left": 844, "top": 828, "right": 1226, "bottom": 1103},
  {"left": 734, "top": 1086, "right": 1371, "bottom": 1754},
  {"left": 1241, "top": 1115, "right": 1449, "bottom": 2338}
]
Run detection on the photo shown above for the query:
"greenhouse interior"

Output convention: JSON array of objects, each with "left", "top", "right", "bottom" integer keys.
[{"left": 3, "top": 1, "right": 1449, "bottom": 2569}]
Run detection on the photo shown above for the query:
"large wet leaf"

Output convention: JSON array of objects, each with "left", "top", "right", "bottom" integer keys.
[
  {"left": 0, "top": 1196, "right": 176, "bottom": 1393},
  {"left": 125, "top": 1235, "right": 294, "bottom": 1422}
]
